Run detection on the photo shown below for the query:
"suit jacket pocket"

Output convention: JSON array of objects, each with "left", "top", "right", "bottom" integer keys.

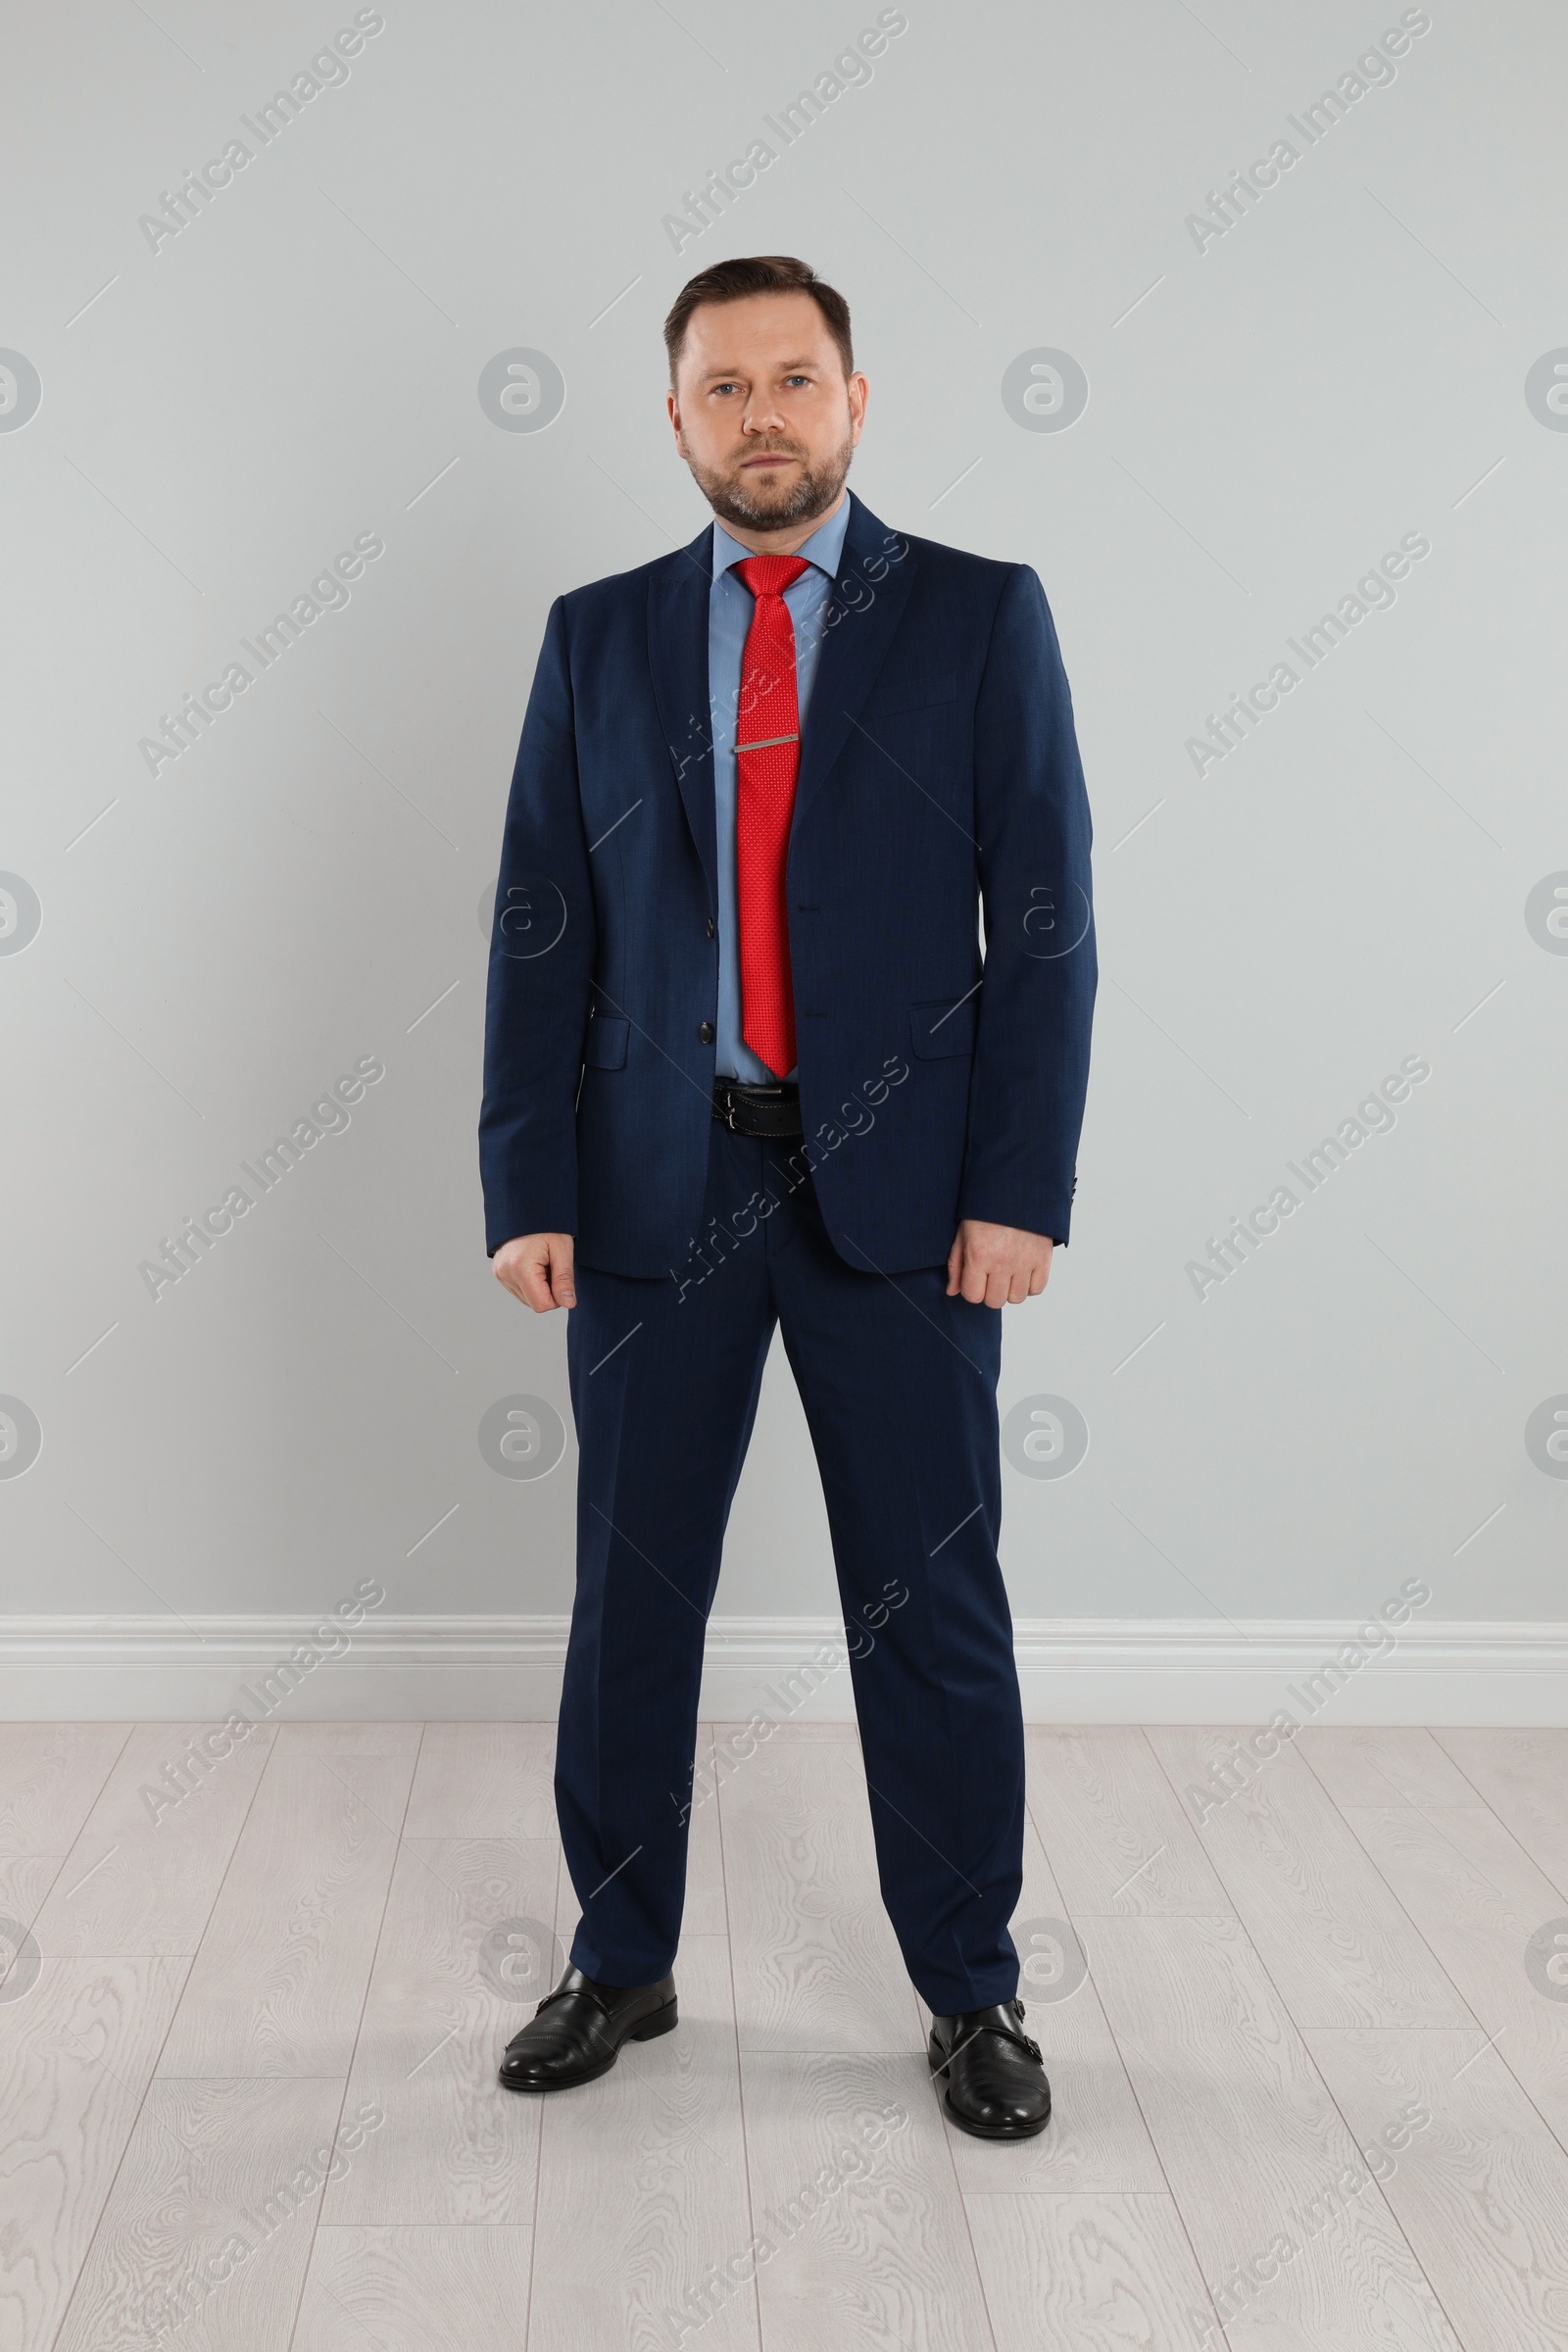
[
  {"left": 867, "top": 668, "right": 956, "bottom": 717},
  {"left": 582, "top": 1014, "right": 629, "bottom": 1071},
  {"left": 908, "top": 996, "right": 976, "bottom": 1059}
]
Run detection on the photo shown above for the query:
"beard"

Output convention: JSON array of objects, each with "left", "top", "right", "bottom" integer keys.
[{"left": 681, "top": 419, "right": 854, "bottom": 532}]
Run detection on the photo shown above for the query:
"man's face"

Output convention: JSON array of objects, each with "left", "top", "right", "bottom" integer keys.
[{"left": 667, "top": 291, "right": 868, "bottom": 534}]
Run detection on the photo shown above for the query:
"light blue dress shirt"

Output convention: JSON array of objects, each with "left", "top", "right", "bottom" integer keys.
[{"left": 708, "top": 497, "right": 852, "bottom": 1081}]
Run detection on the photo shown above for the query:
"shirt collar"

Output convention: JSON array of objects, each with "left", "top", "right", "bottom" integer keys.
[{"left": 711, "top": 493, "right": 852, "bottom": 585}]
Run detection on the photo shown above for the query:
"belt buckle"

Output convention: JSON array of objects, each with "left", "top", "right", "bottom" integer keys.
[{"left": 721, "top": 1084, "right": 739, "bottom": 1133}]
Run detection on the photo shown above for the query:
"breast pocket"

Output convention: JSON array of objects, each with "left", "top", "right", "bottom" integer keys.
[
  {"left": 582, "top": 1014, "right": 629, "bottom": 1071},
  {"left": 908, "top": 996, "right": 976, "bottom": 1059},
  {"left": 866, "top": 669, "right": 957, "bottom": 719}
]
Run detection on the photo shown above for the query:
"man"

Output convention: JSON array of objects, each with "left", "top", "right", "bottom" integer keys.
[{"left": 479, "top": 255, "right": 1095, "bottom": 2139}]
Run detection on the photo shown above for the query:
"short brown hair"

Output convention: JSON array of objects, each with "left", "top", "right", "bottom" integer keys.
[{"left": 663, "top": 256, "right": 854, "bottom": 387}]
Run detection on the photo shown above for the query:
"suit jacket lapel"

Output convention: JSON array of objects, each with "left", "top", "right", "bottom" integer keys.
[
  {"left": 645, "top": 495, "right": 916, "bottom": 898},
  {"left": 792, "top": 490, "right": 916, "bottom": 833},
  {"left": 647, "top": 523, "right": 718, "bottom": 909}
]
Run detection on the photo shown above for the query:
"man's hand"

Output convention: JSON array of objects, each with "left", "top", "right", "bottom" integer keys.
[
  {"left": 946, "top": 1219, "right": 1054, "bottom": 1308},
  {"left": 494, "top": 1232, "right": 576, "bottom": 1312}
]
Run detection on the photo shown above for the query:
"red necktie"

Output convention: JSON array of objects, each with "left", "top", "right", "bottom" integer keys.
[{"left": 734, "top": 553, "right": 810, "bottom": 1079}]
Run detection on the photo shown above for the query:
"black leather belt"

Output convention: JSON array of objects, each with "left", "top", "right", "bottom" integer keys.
[{"left": 711, "top": 1078, "right": 805, "bottom": 1139}]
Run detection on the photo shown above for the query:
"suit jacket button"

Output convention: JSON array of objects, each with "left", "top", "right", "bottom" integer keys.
[
  {"left": 706, "top": 917, "right": 716, "bottom": 938},
  {"left": 698, "top": 1021, "right": 715, "bottom": 1044}
]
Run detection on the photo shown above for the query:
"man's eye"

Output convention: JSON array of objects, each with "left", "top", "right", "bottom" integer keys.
[{"left": 784, "top": 375, "right": 810, "bottom": 388}]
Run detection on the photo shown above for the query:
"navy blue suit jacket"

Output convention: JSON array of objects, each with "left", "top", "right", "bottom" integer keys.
[{"left": 479, "top": 490, "right": 1097, "bottom": 1279}]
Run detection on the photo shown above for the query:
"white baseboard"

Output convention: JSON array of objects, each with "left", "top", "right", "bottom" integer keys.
[{"left": 0, "top": 1614, "right": 1565, "bottom": 1725}]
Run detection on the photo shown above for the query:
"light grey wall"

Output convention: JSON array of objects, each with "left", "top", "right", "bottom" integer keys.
[{"left": 3, "top": 0, "right": 1564, "bottom": 1635}]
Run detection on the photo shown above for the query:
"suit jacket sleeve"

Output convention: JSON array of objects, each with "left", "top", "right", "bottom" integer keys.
[
  {"left": 956, "top": 564, "right": 1097, "bottom": 1246},
  {"left": 478, "top": 597, "right": 597, "bottom": 1254}
]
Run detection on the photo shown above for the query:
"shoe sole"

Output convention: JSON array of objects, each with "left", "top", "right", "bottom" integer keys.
[
  {"left": 498, "top": 1998, "right": 678, "bottom": 2094},
  {"left": 927, "top": 2033, "right": 1052, "bottom": 2140},
  {"left": 629, "top": 2000, "right": 680, "bottom": 2042}
]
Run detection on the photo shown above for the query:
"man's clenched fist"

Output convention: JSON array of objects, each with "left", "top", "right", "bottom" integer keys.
[
  {"left": 494, "top": 1232, "right": 576, "bottom": 1312},
  {"left": 946, "top": 1219, "right": 1054, "bottom": 1309}
]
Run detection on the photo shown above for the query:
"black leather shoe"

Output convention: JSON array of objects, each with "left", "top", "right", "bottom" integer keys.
[
  {"left": 928, "top": 1997, "right": 1052, "bottom": 2139},
  {"left": 498, "top": 1963, "right": 678, "bottom": 2093}
]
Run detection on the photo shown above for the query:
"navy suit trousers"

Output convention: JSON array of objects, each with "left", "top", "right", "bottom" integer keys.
[{"left": 558, "top": 1115, "right": 1026, "bottom": 2016}]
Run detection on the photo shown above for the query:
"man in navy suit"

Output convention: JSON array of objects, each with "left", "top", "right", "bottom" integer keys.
[{"left": 480, "top": 255, "right": 1095, "bottom": 2138}]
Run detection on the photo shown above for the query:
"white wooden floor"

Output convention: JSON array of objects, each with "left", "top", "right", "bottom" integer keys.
[{"left": 3, "top": 1720, "right": 1568, "bottom": 2350}]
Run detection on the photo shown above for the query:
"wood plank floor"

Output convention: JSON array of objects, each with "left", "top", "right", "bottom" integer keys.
[{"left": 2, "top": 1722, "right": 1567, "bottom": 2349}]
